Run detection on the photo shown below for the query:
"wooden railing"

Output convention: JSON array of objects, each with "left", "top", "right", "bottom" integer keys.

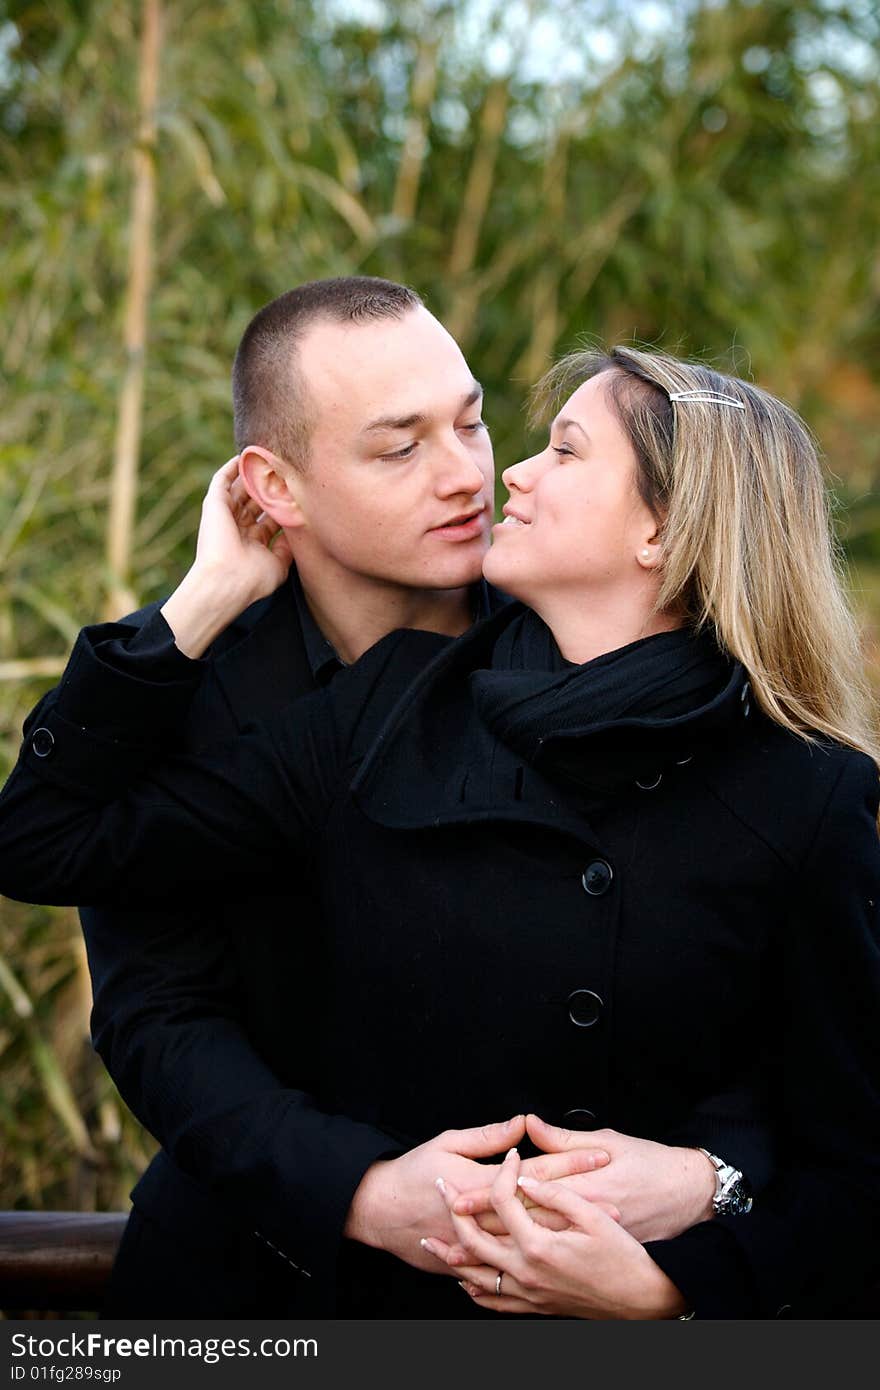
[{"left": 0, "top": 1211, "right": 126, "bottom": 1312}]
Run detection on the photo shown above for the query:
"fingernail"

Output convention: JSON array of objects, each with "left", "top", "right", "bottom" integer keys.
[
  {"left": 455, "top": 1197, "right": 474, "bottom": 1213},
  {"left": 435, "top": 1176, "right": 446, "bottom": 1194},
  {"left": 420, "top": 1238, "right": 435, "bottom": 1254},
  {"left": 518, "top": 1175, "right": 538, "bottom": 1190},
  {"left": 505, "top": 1146, "right": 519, "bottom": 1160}
]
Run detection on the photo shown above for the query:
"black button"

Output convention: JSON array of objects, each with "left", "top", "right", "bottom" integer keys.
[
  {"left": 31, "top": 727, "right": 55, "bottom": 758},
  {"left": 562, "top": 1108, "right": 598, "bottom": 1128},
  {"left": 567, "top": 988, "right": 603, "bottom": 1027},
  {"left": 582, "top": 860, "right": 613, "bottom": 896},
  {"left": 636, "top": 771, "right": 663, "bottom": 790}
]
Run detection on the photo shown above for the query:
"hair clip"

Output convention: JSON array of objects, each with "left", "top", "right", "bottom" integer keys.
[{"left": 668, "top": 390, "right": 746, "bottom": 410}]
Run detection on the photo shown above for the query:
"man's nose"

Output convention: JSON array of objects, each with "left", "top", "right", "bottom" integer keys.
[{"left": 434, "top": 440, "right": 488, "bottom": 498}]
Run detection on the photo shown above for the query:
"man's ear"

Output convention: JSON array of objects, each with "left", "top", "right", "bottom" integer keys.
[{"left": 238, "top": 445, "right": 306, "bottom": 530}]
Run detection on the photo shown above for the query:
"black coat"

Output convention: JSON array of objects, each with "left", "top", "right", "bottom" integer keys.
[
  {"left": 1, "top": 601, "right": 878, "bottom": 1318},
  {"left": 43, "top": 579, "right": 353, "bottom": 1315}
]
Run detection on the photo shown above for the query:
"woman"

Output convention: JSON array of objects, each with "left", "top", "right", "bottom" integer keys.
[{"left": 1, "top": 348, "right": 878, "bottom": 1318}]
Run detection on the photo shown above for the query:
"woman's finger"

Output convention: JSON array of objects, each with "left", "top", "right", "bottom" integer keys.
[
  {"left": 212, "top": 457, "right": 241, "bottom": 489},
  {"left": 457, "top": 1280, "right": 537, "bottom": 1315},
  {"left": 489, "top": 1141, "right": 527, "bottom": 1230},
  {"left": 248, "top": 513, "right": 280, "bottom": 545},
  {"left": 436, "top": 1157, "right": 520, "bottom": 1274},
  {"left": 591, "top": 1200, "right": 621, "bottom": 1224},
  {"left": 451, "top": 1261, "right": 531, "bottom": 1302},
  {"left": 452, "top": 1146, "right": 608, "bottom": 1216},
  {"left": 517, "top": 1175, "right": 614, "bottom": 1234}
]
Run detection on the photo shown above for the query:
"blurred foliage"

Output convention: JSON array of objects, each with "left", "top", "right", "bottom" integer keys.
[{"left": 1, "top": 0, "right": 878, "bottom": 1215}]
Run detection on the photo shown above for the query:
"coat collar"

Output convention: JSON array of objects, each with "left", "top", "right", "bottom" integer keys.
[
  {"left": 352, "top": 602, "right": 750, "bottom": 833},
  {"left": 210, "top": 573, "right": 512, "bottom": 728},
  {"left": 210, "top": 580, "right": 315, "bottom": 727}
]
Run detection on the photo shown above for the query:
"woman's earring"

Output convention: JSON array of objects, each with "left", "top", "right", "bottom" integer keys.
[{"left": 641, "top": 549, "right": 651, "bottom": 559}]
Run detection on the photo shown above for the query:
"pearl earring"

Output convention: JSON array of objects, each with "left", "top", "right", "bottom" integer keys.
[{"left": 641, "top": 549, "right": 650, "bottom": 559}]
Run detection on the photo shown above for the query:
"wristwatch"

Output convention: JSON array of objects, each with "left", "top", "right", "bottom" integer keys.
[{"left": 698, "top": 1149, "right": 753, "bottom": 1216}]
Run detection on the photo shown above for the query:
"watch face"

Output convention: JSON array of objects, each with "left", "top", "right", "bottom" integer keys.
[{"left": 717, "top": 1174, "right": 753, "bottom": 1217}]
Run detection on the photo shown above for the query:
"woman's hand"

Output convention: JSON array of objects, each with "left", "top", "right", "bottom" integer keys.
[
  {"left": 161, "top": 458, "right": 294, "bottom": 658},
  {"left": 453, "top": 1113, "right": 715, "bottom": 1242},
  {"left": 423, "top": 1147, "right": 689, "bottom": 1319}
]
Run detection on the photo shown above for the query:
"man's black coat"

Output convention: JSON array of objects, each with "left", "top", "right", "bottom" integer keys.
[
  {"left": 79, "top": 578, "right": 351, "bottom": 1315},
  {"left": 3, "top": 600, "right": 877, "bottom": 1318}
]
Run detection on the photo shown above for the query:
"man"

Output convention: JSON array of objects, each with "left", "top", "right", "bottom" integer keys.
[{"left": 74, "top": 278, "right": 760, "bottom": 1317}]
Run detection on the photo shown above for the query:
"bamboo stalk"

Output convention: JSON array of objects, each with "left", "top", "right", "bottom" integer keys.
[
  {"left": 447, "top": 79, "right": 509, "bottom": 282},
  {"left": 105, "top": 0, "right": 162, "bottom": 621},
  {"left": 514, "top": 131, "right": 570, "bottom": 384},
  {"left": 390, "top": 38, "right": 438, "bottom": 224}
]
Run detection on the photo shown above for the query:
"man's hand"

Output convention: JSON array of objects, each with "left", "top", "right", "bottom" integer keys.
[
  {"left": 343, "top": 1115, "right": 610, "bottom": 1276},
  {"left": 452, "top": 1113, "right": 716, "bottom": 1243},
  {"left": 162, "top": 458, "right": 294, "bottom": 658}
]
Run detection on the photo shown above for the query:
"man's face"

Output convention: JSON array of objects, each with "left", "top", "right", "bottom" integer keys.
[{"left": 284, "top": 307, "right": 494, "bottom": 592}]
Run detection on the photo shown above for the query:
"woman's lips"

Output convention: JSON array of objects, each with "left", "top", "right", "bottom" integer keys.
[{"left": 494, "top": 512, "right": 530, "bottom": 530}]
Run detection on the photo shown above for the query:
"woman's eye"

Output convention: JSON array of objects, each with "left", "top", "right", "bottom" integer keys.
[
  {"left": 552, "top": 444, "right": 574, "bottom": 459},
  {"left": 460, "top": 420, "right": 487, "bottom": 434}
]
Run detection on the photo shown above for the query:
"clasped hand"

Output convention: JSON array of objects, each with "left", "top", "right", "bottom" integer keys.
[
  {"left": 424, "top": 1144, "right": 688, "bottom": 1319},
  {"left": 345, "top": 1112, "right": 714, "bottom": 1286},
  {"left": 343, "top": 1115, "right": 610, "bottom": 1276}
]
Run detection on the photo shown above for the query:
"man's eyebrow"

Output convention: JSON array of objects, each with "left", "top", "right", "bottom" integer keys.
[
  {"left": 552, "top": 414, "right": 590, "bottom": 443},
  {"left": 362, "top": 380, "right": 484, "bottom": 435}
]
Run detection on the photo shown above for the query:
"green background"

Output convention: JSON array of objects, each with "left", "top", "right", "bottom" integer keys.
[{"left": 1, "top": 0, "right": 877, "bottom": 1216}]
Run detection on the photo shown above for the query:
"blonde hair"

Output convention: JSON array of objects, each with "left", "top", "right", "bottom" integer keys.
[{"left": 531, "top": 345, "right": 879, "bottom": 769}]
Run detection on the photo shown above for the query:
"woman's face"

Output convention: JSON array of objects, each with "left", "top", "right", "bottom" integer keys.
[{"left": 483, "top": 371, "right": 660, "bottom": 607}]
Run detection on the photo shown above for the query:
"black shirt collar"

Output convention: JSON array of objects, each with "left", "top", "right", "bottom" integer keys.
[
  {"left": 290, "top": 569, "right": 500, "bottom": 686},
  {"left": 289, "top": 567, "right": 345, "bottom": 687}
]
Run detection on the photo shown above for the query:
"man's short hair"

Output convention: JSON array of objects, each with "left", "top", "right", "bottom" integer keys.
[{"left": 232, "top": 277, "right": 423, "bottom": 468}]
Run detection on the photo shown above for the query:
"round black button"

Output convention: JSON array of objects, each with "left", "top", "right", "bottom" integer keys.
[
  {"left": 562, "top": 1108, "right": 598, "bottom": 1128},
  {"left": 567, "top": 988, "right": 603, "bottom": 1027},
  {"left": 31, "top": 727, "right": 55, "bottom": 758},
  {"left": 636, "top": 771, "right": 663, "bottom": 790},
  {"left": 582, "top": 860, "right": 613, "bottom": 896}
]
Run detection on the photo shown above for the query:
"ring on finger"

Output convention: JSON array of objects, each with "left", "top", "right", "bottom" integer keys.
[{"left": 495, "top": 1271, "right": 503, "bottom": 1296}]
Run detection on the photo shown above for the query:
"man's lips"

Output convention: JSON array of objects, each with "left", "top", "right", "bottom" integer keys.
[{"left": 429, "top": 506, "right": 488, "bottom": 540}]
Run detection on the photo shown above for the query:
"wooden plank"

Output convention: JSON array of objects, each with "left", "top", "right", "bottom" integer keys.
[{"left": 0, "top": 1211, "right": 126, "bottom": 1310}]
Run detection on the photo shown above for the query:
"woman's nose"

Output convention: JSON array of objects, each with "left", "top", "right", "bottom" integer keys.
[{"left": 502, "top": 452, "right": 543, "bottom": 492}]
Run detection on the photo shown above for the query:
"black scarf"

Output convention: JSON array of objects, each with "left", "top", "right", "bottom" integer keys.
[{"left": 470, "top": 608, "right": 734, "bottom": 786}]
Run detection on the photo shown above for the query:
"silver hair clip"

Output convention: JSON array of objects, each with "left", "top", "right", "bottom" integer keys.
[{"left": 668, "top": 389, "right": 746, "bottom": 411}]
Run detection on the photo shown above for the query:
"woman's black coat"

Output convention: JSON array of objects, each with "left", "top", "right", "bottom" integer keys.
[{"left": 1, "top": 602, "right": 878, "bottom": 1319}]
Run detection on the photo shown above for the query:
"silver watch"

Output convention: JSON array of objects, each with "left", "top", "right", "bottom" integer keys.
[{"left": 698, "top": 1149, "right": 753, "bottom": 1216}]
